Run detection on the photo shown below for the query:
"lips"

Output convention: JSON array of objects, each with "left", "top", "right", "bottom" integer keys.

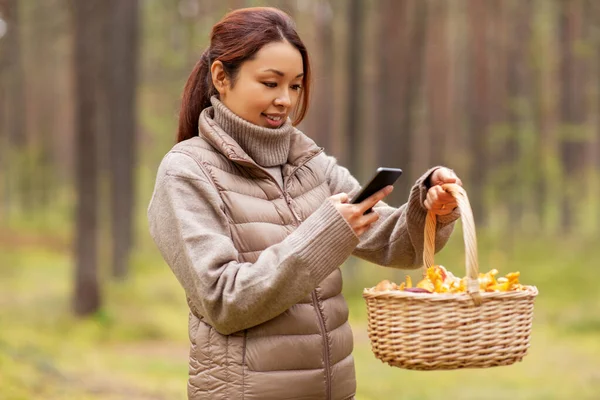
[{"left": 262, "top": 113, "right": 286, "bottom": 128}]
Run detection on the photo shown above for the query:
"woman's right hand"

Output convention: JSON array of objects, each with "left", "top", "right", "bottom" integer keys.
[{"left": 329, "top": 186, "right": 393, "bottom": 236}]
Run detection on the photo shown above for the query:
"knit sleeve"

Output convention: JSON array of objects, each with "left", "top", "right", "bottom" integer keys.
[
  {"left": 322, "top": 155, "right": 459, "bottom": 268},
  {"left": 147, "top": 152, "right": 358, "bottom": 335}
]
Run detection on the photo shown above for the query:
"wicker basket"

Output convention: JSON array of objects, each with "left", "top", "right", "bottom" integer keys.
[{"left": 362, "top": 184, "right": 538, "bottom": 370}]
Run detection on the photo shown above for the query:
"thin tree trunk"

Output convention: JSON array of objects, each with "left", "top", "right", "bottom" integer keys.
[
  {"left": 377, "top": 0, "right": 409, "bottom": 193},
  {"left": 485, "top": 0, "right": 509, "bottom": 231},
  {"left": 346, "top": 0, "right": 364, "bottom": 175},
  {"left": 109, "top": 0, "right": 139, "bottom": 279},
  {"left": 444, "top": 0, "right": 465, "bottom": 183},
  {"left": 597, "top": 0, "right": 600, "bottom": 173},
  {"left": 30, "top": 1, "right": 60, "bottom": 213},
  {"left": 73, "top": 0, "right": 105, "bottom": 316},
  {"left": 425, "top": 0, "right": 450, "bottom": 167},
  {"left": 559, "top": 0, "right": 586, "bottom": 233},
  {"left": 532, "top": 0, "right": 559, "bottom": 234},
  {"left": 377, "top": 0, "right": 426, "bottom": 204},
  {"left": 404, "top": 0, "right": 428, "bottom": 200},
  {"left": 581, "top": 0, "right": 597, "bottom": 235},
  {"left": 2, "top": 0, "right": 26, "bottom": 149},
  {"left": 509, "top": 0, "right": 534, "bottom": 232},
  {"left": 466, "top": 0, "right": 490, "bottom": 225},
  {"left": 310, "top": 0, "right": 334, "bottom": 151},
  {"left": 0, "top": 0, "right": 9, "bottom": 219},
  {"left": 1, "top": 0, "right": 26, "bottom": 218}
]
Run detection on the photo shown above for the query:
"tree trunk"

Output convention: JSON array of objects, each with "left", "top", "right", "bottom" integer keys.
[
  {"left": 466, "top": 0, "right": 490, "bottom": 225},
  {"left": 424, "top": 0, "right": 450, "bottom": 167},
  {"left": 1, "top": 0, "right": 26, "bottom": 149},
  {"left": 596, "top": 0, "right": 600, "bottom": 173},
  {"left": 581, "top": 0, "right": 597, "bottom": 235},
  {"left": 345, "top": 0, "right": 364, "bottom": 175},
  {"left": 29, "top": 1, "right": 62, "bottom": 212},
  {"left": 504, "top": 0, "right": 534, "bottom": 232},
  {"left": 444, "top": 0, "right": 466, "bottom": 187},
  {"left": 376, "top": 0, "right": 404, "bottom": 176},
  {"left": 310, "top": 0, "right": 334, "bottom": 151},
  {"left": 485, "top": 0, "right": 509, "bottom": 231},
  {"left": 0, "top": 0, "right": 26, "bottom": 219},
  {"left": 0, "top": 0, "right": 9, "bottom": 218},
  {"left": 531, "top": 0, "right": 559, "bottom": 234},
  {"left": 404, "top": 0, "right": 428, "bottom": 201},
  {"left": 109, "top": 0, "right": 139, "bottom": 279},
  {"left": 377, "top": 0, "right": 426, "bottom": 204},
  {"left": 72, "top": 0, "right": 106, "bottom": 316},
  {"left": 559, "top": 0, "right": 586, "bottom": 233}
]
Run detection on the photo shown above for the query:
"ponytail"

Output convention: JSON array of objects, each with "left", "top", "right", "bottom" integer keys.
[{"left": 177, "top": 50, "right": 217, "bottom": 143}]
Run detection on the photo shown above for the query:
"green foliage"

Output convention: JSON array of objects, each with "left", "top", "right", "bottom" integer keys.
[{"left": 0, "top": 247, "right": 189, "bottom": 399}]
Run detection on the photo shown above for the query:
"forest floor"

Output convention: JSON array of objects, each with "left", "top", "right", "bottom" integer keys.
[{"left": 1, "top": 228, "right": 600, "bottom": 399}]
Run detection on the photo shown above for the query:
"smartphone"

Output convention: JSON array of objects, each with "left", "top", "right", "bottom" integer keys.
[{"left": 351, "top": 167, "right": 403, "bottom": 213}]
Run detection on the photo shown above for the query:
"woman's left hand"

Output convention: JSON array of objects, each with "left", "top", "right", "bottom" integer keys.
[{"left": 424, "top": 167, "right": 463, "bottom": 216}]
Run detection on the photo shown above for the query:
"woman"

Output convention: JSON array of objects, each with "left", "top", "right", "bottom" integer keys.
[{"left": 148, "top": 7, "right": 462, "bottom": 400}]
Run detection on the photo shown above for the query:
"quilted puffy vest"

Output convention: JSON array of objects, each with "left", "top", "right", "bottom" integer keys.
[{"left": 179, "top": 114, "right": 356, "bottom": 400}]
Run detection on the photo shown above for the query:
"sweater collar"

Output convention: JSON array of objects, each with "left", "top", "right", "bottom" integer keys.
[
  {"left": 209, "top": 96, "right": 292, "bottom": 167},
  {"left": 198, "top": 97, "right": 321, "bottom": 169}
]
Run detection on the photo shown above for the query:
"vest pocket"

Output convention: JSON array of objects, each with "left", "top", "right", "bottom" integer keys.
[
  {"left": 223, "top": 329, "right": 246, "bottom": 399},
  {"left": 188, "top": 317, "right": 212, "bottom": 392},
  {"left": 190, "top": 320, "right": 247, "bottom": 398}
]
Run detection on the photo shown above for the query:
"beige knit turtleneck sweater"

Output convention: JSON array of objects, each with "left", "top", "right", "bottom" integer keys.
[{"left": 210, "top": 96, "right": 292, "bottom": 168}]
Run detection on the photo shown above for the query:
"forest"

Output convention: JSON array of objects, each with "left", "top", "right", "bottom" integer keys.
[{"left": 1, "top": 0, "right": 599, "bottom": 399}]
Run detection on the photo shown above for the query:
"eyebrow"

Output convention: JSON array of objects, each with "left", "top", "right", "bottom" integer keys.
[{"left": 263, "top": 68, "right": 304, "bottom": 78}]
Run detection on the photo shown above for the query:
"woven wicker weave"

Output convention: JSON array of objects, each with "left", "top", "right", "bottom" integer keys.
[{"left": 363, "top": 184, "right": 538, "bottom": 370}]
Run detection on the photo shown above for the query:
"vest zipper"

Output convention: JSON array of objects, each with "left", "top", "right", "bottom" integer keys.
[
  {"left": 312, "top": 290, "right": 332, "bottom": 400},
  {"left": 230, "top": 149, "right": 324, "bottom": 225},
  {"left": 285, "top": 194, "right": 302, "bottom": 223},
  {"left": 233, "top": 149, "right": 331, "bottom": 396},
  {"left": 282, "top": 148, "right": 324, "bottom": 224}
]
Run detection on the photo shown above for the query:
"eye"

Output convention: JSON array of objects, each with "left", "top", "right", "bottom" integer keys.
[
  {"left": 262, "top": 82, "right": 277, "bottom": 88},
  {"left": 291, "top": 84, "right": 303, "bottom": 91}
]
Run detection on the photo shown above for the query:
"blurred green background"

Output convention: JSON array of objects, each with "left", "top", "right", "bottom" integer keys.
[{"left": 1, "top": 0, "right": 600, "bottom": 399}]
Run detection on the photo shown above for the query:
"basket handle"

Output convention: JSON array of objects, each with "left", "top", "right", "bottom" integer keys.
[{"left": 423, "top": 183, "right": 482, "bottom": 305}]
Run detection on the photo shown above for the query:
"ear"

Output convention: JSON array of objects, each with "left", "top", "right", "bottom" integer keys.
[{"left": 211, "top": 60, "right": 230, "bottom": 95}]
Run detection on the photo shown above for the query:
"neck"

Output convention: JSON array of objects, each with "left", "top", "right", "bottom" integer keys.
[{"left": 210, "top": 96, "right": 293, "bottom": 167}]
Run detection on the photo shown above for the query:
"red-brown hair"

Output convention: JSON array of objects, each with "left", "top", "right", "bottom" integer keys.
[{"left": 177, "top": 7, "right": 312, "bottom": 143}]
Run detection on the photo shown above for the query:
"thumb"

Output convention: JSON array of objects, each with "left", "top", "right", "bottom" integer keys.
[{"left": 330, "top": 192, "right": 349, "bottom": 204}]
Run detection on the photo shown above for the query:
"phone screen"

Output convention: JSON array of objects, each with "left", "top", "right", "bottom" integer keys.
[{"left": 351, "top": 167, "right": 403, "bottom": 213}]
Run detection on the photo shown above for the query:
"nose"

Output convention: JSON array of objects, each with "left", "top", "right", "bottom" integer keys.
[{"left": 274, "top": 88, "right": 291, "bottom": 108}]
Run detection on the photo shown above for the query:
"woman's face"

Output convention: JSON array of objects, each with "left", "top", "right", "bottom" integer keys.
[{"left": 213, "top": 40, "right": 304, "bottom": 129}]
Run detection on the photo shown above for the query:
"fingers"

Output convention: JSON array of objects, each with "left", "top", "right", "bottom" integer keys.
[
  {"left": 354, "top": 212, "right": 380, "bottom": 236},
  {"left": 426, "top": 167, "right": 462, "bottom": 215},
  {"left": 331, "top": 190, "right": 384, "bottom": 237},
  {"left": 358, "top": 185, "right": 393, "bottom": 215},
  {"left": 424, "top": 185, "right": 457, "bottom": 214}
]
